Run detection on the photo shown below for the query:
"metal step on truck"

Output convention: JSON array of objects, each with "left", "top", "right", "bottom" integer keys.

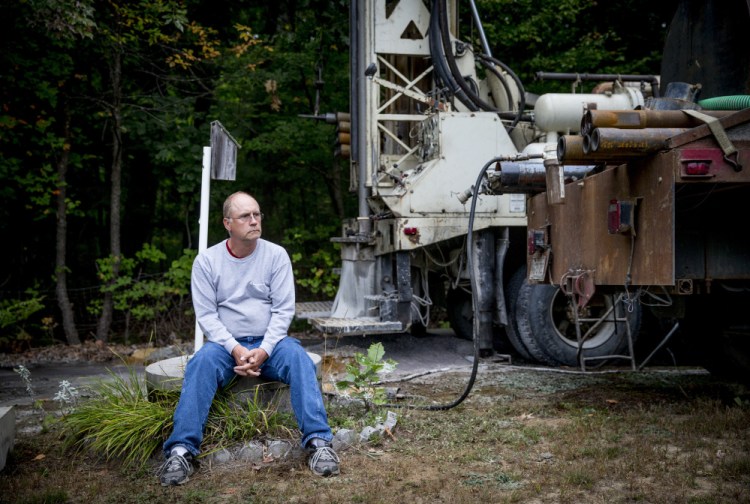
[{"left": 296, "top": 0, "right": 750, "bottom": 379}]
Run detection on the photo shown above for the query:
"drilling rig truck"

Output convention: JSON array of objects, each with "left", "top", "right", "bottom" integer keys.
[{"left": 297, "top": 0, "right": 750, "bottom": 381}]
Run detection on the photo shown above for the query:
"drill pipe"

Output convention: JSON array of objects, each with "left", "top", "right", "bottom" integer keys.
[
  {"left": 557, "top": 135, "right": 630, "bottom": 165},
  {"left": 490, "top": 161, "right": 594, "bottom": 193},
  {"left": 590, "top": 127, "right": 689, "bottom": 155},
  {"left": 582, "top": 109, "right": 732, "bottom": 132}
]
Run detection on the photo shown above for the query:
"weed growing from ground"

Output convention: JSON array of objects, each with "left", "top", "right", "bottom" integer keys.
[
  {"left": 53, "top": 380, "right": 79, "bottom": 416},
  {"left": 13, "top": 364, "right": 55, "bottom": 429},
  {"left": 336, "top": 342, "right": 396, "bottom": 411},
  {"left": 203, "top": 383, "right": 296, "bottom": 452},
  {"left": 14, "top": 364, "right": 34, "bottom": 397}
]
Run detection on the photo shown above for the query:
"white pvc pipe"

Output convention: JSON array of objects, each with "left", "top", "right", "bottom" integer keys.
[
  {"left": 194, "top": 146, "right": 212, "bottom": 352},
  {"left": 534, "top": 87, "right": 645, "bottom": 133}
]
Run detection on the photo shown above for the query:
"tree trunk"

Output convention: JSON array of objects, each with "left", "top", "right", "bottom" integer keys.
[
  {"left": 96, "top": 45, "right": 123, "bottom": 343},
  {"left": 55, "top": 105, "right": 80, "bottom": 345}
]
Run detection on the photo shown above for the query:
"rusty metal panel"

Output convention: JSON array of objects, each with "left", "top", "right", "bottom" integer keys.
[{"left": 528, "top": 152, "right": 676, "bottom": 286}]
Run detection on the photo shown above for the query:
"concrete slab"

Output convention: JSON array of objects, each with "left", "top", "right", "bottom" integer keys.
[{"left": 0, "top": 406, "right": 15, "bottom": 472}]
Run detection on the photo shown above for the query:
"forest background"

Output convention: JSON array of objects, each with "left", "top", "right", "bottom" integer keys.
[{"left": 0, "top": 0, "right": 680, "bottom": 349}]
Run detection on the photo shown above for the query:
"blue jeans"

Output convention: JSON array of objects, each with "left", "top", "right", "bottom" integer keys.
[{"left": 163, "top": 336, "right": 333, "bottom": 457}]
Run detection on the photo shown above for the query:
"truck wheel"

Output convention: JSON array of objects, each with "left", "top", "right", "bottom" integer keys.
[
  {"left": 446, "top": 287, "right": 473, "bottom": 340},
  {"left": 505, "top": 267, "right": 535, "bottom": 361},
  {"left": 446, "top": 286, "right": 515, "bottom": 354},
  {"left": 516, "top": 282, "right": 641, "bottom": 367}
]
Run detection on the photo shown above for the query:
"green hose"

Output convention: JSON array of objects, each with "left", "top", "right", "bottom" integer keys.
[{"left": 697, "top": 95, "right": 750, "bottom": 110}]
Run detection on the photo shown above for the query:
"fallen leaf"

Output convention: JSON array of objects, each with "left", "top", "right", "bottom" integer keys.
[{"left": 33, "top": 454, "right": 46, "bottom": 461}]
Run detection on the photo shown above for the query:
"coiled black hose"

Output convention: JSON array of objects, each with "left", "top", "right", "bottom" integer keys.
[
  {"left": 429, "top": 0, "right": 477, "bottom": 111},
  {"left": 438, "top": 0, "right": 496, "bottom": 112}
]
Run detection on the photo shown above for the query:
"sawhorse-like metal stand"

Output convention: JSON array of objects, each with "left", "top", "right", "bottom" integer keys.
[{"left": 568, "top": 291, "right": 681, "bottom": 372}]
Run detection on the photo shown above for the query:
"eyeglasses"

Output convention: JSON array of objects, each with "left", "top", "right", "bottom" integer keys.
[{"left": 229, "top": 212, "right": 264, "bottom": 223}]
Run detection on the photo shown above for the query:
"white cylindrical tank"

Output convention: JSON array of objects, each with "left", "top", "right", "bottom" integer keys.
[{"left": 534, "top": 87, "right": 644, "bottom": 133}]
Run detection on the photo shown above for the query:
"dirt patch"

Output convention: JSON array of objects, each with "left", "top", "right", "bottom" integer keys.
[
  {"left": 0, "top": 340, "right": 171, "bottom": 367},
  {"left": 2, "top": 344, "right": 750, "bottom": 503}
]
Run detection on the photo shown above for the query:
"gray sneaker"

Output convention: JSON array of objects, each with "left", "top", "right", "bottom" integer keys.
[
  {"left": 307, "top": 439, "right": 340, "bottom": 477},
  {"left": 158, "top": 452, "right": 195, "bottom": 486}
]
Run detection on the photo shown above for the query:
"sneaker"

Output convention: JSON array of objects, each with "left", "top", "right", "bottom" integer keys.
[
  {"left": 307, "top": 439, "right": 340, "bottom": 477},
  {"left": 158, "top": 452, "right": 195, "bottom": 486}
]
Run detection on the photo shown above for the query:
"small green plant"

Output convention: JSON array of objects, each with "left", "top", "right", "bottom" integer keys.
[
  {"left": 14, "top": 364, "right": 45, "bottom": 413},
  {"left": 14, "top": 364, "right": 56, "bottom": 429},
  {"left": 336, "top": 342, "right": 397, "bottom": 411},
  {"left": 14, "top": 364, "right": 35, "bottom": 398}
]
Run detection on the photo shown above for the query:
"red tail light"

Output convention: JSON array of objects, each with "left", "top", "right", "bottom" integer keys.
[{"left": 684, "top": 161, "right": 711, "bottom": 176}]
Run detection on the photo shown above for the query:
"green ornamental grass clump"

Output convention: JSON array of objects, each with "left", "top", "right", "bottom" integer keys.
[
  {"left": 61, "top": 369, "right": 175, "bottom": 469},
  {"left": 62, "top": 368, "right": 296, "bottom": 469}
]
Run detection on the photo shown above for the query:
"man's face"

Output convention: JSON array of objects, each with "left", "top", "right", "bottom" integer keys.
[{"left": 224, "top": 194, "right": 262, "bottom": 241}]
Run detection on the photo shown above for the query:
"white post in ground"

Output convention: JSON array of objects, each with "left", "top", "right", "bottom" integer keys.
[
  {"left": 193, "top": 122, "right": 240, "bottom": 354},
  {"left": 194, "top": 145, "right": 212, "bottom": 353}
]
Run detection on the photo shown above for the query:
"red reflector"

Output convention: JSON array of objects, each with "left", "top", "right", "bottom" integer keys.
[
  {"left": 527, "top": 229, "right": 545, "bottom": 254},
  {"left": 684, "top": 161, "right": 710, "bottom": 175},
  {"left": 403, "top": 227, "right": 418, "bottom": 236}
]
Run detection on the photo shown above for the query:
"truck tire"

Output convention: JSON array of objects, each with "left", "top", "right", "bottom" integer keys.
[
  {"left": 515, "top": 281, "right": 641, "bottom": 367},
  {"left": 505, "top": 267, "right": 535, "bottom": 361},
  {"left": 446, "top": 285, "right": 524, "bottom": 355},
  {"left": 446, "top": 287, "right": 473, "bottom": 341}
]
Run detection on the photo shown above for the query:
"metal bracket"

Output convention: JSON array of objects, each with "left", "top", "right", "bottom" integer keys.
[
  {"left": 560, "top": 270, "right": 596, "bottom": 308},
  {"left": 682, "top": 109, "right": 742, "bottom": 171}
]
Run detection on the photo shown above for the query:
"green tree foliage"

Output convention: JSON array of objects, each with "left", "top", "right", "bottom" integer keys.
[
  {"left": 0, "top": 292, "right": 46, "bottom": 351},
  {"left": 470, "top": 0, "right": 679, "bottom": 93},
  {"left": 0, "top": 0, "right": 679, "bottom": 347},
  {"left": 206, "top": 0, "right": 353, "bottom": 244}
]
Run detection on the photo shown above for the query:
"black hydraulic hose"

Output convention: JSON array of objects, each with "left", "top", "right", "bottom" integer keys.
[
  {"left": 476, "top": 58, "right": 515, "bottom": 118},
  {"left": 429, "top": 0, "right": 477, "bottom": 111},
  {"left": 437, "top": 0, "right": 497, "bottom": 112},
  {"left": 383, "top": 157, "right": 500, "bottom": 411},
  {"left": 428, "top": 3, "right": 449, "bottom": 89},
  {"left": 477, "top": 54, "right": 527, "bottom": 128}
]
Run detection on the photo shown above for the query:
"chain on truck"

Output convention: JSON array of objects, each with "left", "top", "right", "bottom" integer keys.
[{"left": 296, "top": 0, "right": 750, "bottom": 384}]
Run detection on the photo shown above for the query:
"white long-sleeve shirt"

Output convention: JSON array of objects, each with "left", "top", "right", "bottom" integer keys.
[{"left": 191, "top": 238, "right": 295, "bottom": 357}]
